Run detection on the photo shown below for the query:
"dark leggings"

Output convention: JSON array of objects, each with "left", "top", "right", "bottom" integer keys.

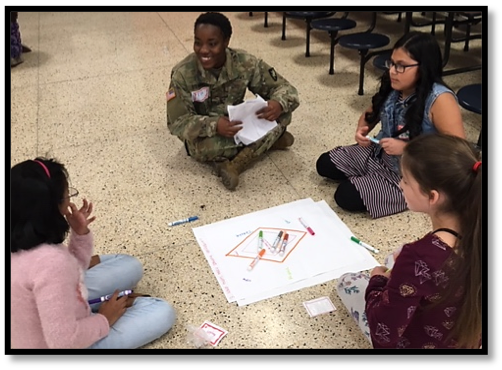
[
  {"left": 11, "top": 21, "right": 22, "bottom": 59},
  {"left": 316, "top": 152, "right": 366, "bottom": 212}
]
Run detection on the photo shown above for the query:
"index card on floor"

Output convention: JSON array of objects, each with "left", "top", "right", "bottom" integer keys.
[
  {"left": 196, "top": 321, "right": 228, "bottom": 347},
  {"left": 303, "top": 296, "right": 336, "bottom": 317}
]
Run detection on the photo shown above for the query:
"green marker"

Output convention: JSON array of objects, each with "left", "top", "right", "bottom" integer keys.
[
  {"left": 258, "top": 230, "right": 264, "bottom": 252},
  {"left": 350, "top": 236, "right": 380, "bottom": 254}
]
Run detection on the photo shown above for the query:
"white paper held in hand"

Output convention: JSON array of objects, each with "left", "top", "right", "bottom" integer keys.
[{"left": 227, "top": 95, "right": 278, "bottom": 145}]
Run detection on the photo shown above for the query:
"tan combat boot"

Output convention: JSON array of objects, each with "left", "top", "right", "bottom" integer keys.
[
  {"left": 271, "top": 131, "right": 295, "bottom": 150},
  {"left": 217, "top": 147, "right": 256, "bottom": 190}
]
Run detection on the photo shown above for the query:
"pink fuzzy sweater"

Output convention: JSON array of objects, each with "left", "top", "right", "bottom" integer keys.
[{"left": 11, "top": 230, "right": 110, "bottom": 348}]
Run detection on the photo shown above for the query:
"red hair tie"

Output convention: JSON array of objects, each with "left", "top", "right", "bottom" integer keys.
[{"left": 472, "top": 161, "right": 482, "bottom": 173}]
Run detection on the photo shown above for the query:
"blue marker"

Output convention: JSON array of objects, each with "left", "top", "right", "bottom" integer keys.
[
  {"left": 365, "top": 135, "right": 380, "bottom": 144},
  {"left": 168, "top": 216, "right": 199, "bottom": 227}
]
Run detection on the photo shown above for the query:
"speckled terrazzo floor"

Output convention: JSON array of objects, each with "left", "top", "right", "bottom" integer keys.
[{"left": 10, "top": 11, "right": 482, "bottom": 350}]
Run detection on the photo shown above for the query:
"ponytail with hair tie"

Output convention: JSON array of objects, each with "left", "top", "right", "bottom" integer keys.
[{"left": 472, "top": 161, "right": 482, "bottom": 173}]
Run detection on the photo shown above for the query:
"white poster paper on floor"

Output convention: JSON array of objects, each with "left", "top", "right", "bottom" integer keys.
[{"left": 193, "top": 198, "right": 379, "bottom": 306}]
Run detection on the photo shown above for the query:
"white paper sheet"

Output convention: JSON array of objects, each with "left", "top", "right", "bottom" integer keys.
[
  {"left": 227, "top": 95, "right": 278, "bottom": 145},
  {"left": 193, "top": 199, "right": 379, "bottom": 306}
]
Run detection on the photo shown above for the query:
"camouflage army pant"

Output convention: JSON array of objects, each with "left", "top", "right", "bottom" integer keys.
[{"left": 185, "top": 112, "right": 292, "bottom": 162}]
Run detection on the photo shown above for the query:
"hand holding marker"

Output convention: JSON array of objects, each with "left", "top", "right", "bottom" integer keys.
[
  {"left": 365, "top": 135, "right": 380, "bottom": 144},
  {"left": 88, "top": 290, "right": 133, "bottom": 305}
]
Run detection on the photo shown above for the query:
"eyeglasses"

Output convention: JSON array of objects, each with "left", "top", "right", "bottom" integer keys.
[
  {"left": 62, "top": 187, "right": 79, "bottom": 200},
  {"left": 385, "top": 60, "right": 420, "bottom": 73}
]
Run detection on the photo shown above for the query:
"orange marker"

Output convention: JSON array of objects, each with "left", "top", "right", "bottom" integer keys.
[
  {"left": 278, "top": 233, "right": 289, "bottom": 256},
  {"left": 247, "top": 249, "right": 266, "bottom": 271}
]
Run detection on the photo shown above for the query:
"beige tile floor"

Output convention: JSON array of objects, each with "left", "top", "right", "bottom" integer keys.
[{"left": 10, "top": 11, "right": 483, "bottom": 350}]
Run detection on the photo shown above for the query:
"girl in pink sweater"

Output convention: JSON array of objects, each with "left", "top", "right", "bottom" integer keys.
[{"left": 10, "top": 158, "right": 176, "bottom": 349}]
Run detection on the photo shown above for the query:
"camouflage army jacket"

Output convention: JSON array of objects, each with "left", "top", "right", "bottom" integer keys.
[{"left": 166, "top": 48, "right": 300, "bottom": 142}]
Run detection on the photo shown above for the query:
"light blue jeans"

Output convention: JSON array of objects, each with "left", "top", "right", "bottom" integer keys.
[
  {"left": 335, "top": 253, "right": 396, "bottom": 343},
  {"left": 84, "top": 254, "right": 176, "bottom": 349}
]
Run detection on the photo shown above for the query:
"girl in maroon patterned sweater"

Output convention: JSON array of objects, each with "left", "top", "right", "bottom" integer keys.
[{"left": 337, "top": 133, "right": 482, "bottom": 349}]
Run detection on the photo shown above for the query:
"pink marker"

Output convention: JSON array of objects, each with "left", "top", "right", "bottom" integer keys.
[{"left": 299, "top": 218, "right": 315, "bottom": 235}]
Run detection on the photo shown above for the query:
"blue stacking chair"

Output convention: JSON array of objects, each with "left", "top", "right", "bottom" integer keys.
[
  {"left": 310, "top": 14, "right": 357, "bottom": 74},
  {"left": 457, "top": 83, "right": 482, "bottom": 148}
]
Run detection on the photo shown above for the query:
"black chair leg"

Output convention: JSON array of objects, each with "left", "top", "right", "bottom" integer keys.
[
  {"left": 358, "top": 50, "right": 368, "bottom": 96},
  {"left": 249, "top": 12, "right": 253, "bottom": 17},
  {"left": 306, "top": 19, "right": 312, "bottom": 57},
  {"left": 282, "top": 14, "right": 287, "bottom": 40},
  {"left": 329, "top": 31, "right": 338, "bottom": 75},
  {"left": 464, "top": 23, "right": 471, "bottom": 51},
  {"left": 431, "top": 12, "right": 437, "bottom": 35},
  {"left": 264, "top": 12, "right": 268, "bottom": 27}
]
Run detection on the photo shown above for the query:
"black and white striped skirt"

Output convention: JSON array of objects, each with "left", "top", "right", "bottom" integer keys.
[{"left": 329, "top": 144, "right": 407, "bottom": 218}]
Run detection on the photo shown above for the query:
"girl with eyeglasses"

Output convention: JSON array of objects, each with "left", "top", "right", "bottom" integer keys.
[
  {"left": 316, "top": 31, "right": 465, "bottom": 219},
  {"left": 10, "top": 157, "right": 176, "bottom": 349}
]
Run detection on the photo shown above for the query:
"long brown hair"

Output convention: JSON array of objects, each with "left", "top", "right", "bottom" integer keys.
[{"left": 401, "top": 133, "right": 482, "bottom": 348}]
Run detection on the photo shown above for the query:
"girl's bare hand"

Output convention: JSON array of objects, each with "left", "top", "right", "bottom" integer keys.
[{"left": 64, "top": 199, "right": 96, "bottom": 235}]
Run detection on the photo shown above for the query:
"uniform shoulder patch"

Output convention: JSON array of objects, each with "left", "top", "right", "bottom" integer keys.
[
  {"left": 166, "top": 88, "right": 176, "bottom": 102},
  {"left": 268, "top": 68, "right": 277, "bottom": 81}
]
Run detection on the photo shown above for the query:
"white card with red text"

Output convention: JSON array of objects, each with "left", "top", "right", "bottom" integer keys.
[{"left": 197, "top": 321, "right": 228, "bottom": 347}]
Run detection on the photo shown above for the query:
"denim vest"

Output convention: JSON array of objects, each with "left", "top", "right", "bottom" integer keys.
[{"left": 374, "top": 83, "right": 456, "bottom": 174}]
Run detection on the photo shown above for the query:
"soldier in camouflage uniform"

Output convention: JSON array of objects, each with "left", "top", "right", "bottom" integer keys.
[{"left": 166, "top": 12, "right": 300, "bottom": 190}]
